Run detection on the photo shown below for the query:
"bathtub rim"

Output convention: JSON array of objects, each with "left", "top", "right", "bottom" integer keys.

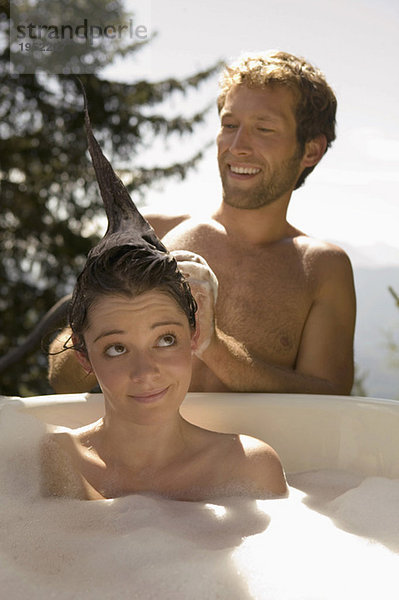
[{"left": 2, "top": 392, "right": 399, "bottom": 477}]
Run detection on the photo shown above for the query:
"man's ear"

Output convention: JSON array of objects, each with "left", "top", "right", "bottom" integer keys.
[
  {"left": 301, "top": 134, "right": 328, "bottom": 169},
  {"left": 72, "top": 335, "right": 92, "bottom": 374}
]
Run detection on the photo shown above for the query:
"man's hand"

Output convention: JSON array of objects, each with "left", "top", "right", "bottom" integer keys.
[{"left": 171, "top": 251, "right": 218, "bottom": 357}]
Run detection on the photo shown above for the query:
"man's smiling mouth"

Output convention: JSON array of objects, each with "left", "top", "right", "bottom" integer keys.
[{"left": 229, "top": 165, "right": 261, "bottom": 175}]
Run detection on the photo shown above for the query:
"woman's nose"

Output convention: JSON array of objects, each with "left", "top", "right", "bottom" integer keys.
[{"left": 129, "top": 352, "right": 160, "bottom": 382}]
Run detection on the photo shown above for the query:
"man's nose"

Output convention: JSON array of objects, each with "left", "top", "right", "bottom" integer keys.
[
  {"left": 229, "top": 126, "right": 252, "bottom": 156},
  {"left": 129, "top": 352, "right": 160, "bottom": 382}
]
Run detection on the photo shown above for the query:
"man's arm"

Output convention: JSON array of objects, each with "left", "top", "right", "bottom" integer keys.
[
  {"left": 198, "top": 249, "right": 355, "bottom": 395},
  {"left": 48, "top": 329, "right": 98, "bottom": 393}
]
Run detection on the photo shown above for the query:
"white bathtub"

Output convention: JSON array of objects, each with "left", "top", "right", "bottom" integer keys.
[
  {"left": 4, "top": 391, "right": 399, "bottom": 477},
  {"left": 1, "top": 392, "right": 399, "bottom": 600}
]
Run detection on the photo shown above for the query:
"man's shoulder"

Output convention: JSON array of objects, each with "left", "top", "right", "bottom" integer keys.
[
  {"left": 295, "top": 235, "right": 355, "bottom": 296},
  {"left": 162, "top": 215, "right": 223, "bottom": 251},
  {"left": 144, "top": 209, "right": 220, "bottom": 242},
  {"left": 143, "top": 211, "right": 191, "bottom": 239},
  {"left": 295, "top": 234, "right": 353, "bottom": 269}
]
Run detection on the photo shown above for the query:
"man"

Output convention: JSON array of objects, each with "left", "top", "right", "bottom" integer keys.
[{"left": 49, "top": 50, "right": 356, "bottom": 395}]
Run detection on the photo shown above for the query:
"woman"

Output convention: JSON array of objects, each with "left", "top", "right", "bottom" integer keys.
[
  {"left": 40, "top": 88, "right": 287, "bottom": 500},
  {"left": 41, "top": 245, "right": 287, "bottom": 500}
]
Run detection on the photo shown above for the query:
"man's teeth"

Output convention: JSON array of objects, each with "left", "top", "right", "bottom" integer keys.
[{"left": 230, "top": 166, "right": 260, "bottom": 175}]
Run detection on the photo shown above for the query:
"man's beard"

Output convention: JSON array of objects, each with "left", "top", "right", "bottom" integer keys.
[{"left": 220, "top": 149, "right": 304, "bottom": 210}]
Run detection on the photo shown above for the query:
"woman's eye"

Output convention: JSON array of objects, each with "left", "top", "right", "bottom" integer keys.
[
  {"left": 157, "top": 334, "right": 176, "bottom": 347},
  {"left": 105, "top": 344, "right": 126, "bottom": 357}
]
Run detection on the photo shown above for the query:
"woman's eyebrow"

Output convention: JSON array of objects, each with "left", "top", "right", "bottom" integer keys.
[
  {"left": 92, "top": 321, "right": 185, "bottom": 342},
  {"left": 151, "top": 321, "right": 185, "bottom": 329},
  {"left": 93, "top": 329, "right": 125, "bottom": 342}
]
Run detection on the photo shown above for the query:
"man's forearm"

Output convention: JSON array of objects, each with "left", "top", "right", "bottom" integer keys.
[
  {"left": 200, "top": 328, "right": 351, "bottom": 395},
  {"left": 48, "top": 329, "right": 98, "bottom": 393}
]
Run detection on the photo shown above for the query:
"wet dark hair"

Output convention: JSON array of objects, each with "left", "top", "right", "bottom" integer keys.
[{"left": 69, "top": 245, "right": 197, "bottom": 354}]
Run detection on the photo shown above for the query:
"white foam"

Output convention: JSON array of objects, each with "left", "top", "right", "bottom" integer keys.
[{"left": 1, "top": 407, "right": 399, "bottom": 599}]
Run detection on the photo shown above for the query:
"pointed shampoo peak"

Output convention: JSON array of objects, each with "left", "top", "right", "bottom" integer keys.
[{"left": 79, "top": 80, "right": 166, "bottom": 255}]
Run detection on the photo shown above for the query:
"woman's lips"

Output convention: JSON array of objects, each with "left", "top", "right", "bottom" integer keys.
[{"left": 129, "top": 387, "right": 170, "bottom": 404}]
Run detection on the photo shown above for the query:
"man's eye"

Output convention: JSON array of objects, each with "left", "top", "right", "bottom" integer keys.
[
  {"left": 223, "top": 123, "right": 237, "bottom": 129},
  {"left": 157, "top": 334, "right": 176, "bottom": 347},
  {"left": 105, "top": 344, "right": 126, "bottom": 357}
]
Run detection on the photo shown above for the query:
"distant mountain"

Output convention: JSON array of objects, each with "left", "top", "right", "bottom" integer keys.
[
  {"left": 319, "top": 241, "right": 399, "bottom": 398},
  {"left": 352, "top": 266, "right": 399, "bottom": 400},
  {"left": 329, "top": 240, "right": 399, "bottom": 268}
]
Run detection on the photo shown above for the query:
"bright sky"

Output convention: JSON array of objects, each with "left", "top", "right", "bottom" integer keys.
[{"left": 104, "top": 0, "right": 399, "bottom": 256}]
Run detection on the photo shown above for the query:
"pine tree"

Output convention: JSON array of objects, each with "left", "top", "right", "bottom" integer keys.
[{"left": 0, "top": 0, "right": 220, "bottom": 395}]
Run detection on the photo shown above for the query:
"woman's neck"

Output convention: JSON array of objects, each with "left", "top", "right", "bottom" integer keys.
[{"left": 86, "top": 413, "right": 191, "bottom": 472}]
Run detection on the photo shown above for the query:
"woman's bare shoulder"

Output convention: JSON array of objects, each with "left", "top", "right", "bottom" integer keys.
[
  {"left": 40, "top": 429, "right": 86, "bottom": 499},
  {"left": 190, "top": 425, "right": 287, "bottom": 498},
  {"left": 232, "top": 435, "right": 288, "bottom": 497}
]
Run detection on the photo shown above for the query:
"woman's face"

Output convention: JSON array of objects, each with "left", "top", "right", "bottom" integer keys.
[{"left": 77, "top": 290, "right": 198, "bottom": 424}]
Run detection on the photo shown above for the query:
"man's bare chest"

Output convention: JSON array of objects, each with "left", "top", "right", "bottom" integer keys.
[{"left": 207, "top": 247, "right": 314, "bottom": 363}]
